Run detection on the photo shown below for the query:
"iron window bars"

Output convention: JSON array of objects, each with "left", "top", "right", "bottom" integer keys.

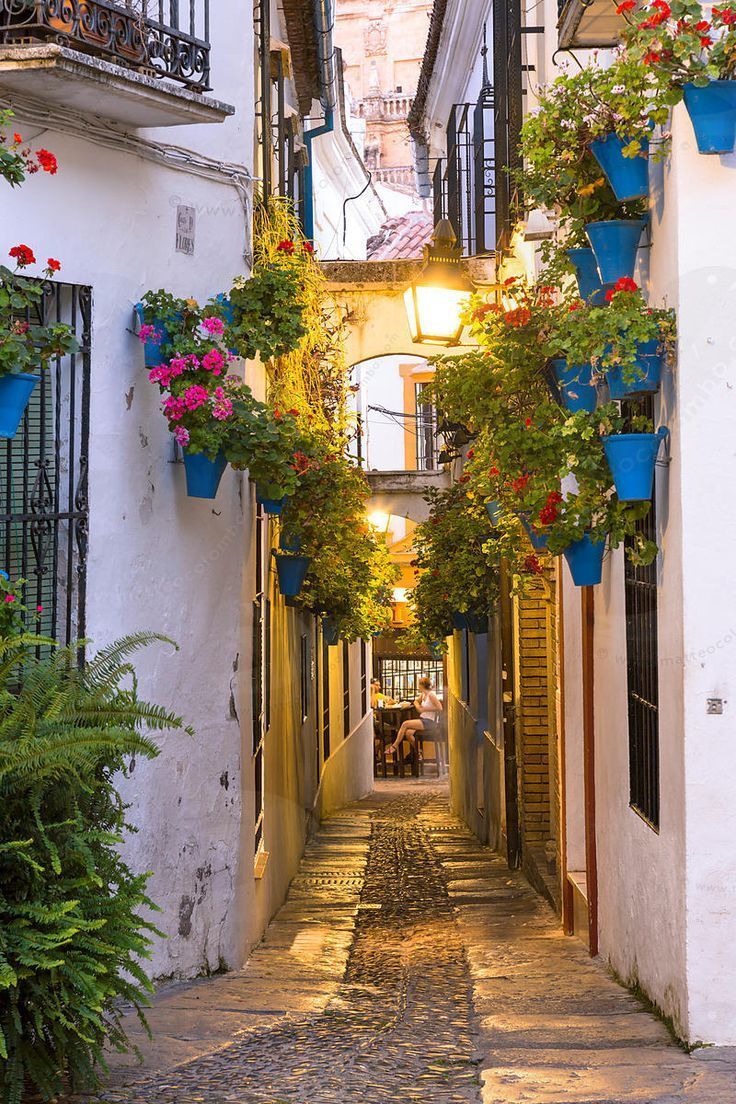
[
  {"left": 255, "top": 0, "right": 304, "bottom": 214},
  {"left": 0, "top": 0, "right": 212, "bottom": 91},
  {"left": 415, "top": 383, "right": 437, "bottom": 471},
  {"left": 378, "top": 657, "right": 445, "bottom": 703},
  {"left": 0, "top": 279, "right": 91, "bottom": 657},
  {"left": 432, "top": 92, "right": 497, "bottom": 258}
]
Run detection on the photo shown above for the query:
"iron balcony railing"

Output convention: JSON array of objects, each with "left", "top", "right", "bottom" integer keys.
[{"left": 0, "top": 0, "right": 212, "bottom": 91}]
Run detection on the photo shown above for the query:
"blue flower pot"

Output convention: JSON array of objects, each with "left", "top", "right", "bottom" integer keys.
[
  {"left": 323, "top": 618, "right": 340, "bottom": 646},
  {"left": 585, "top": 219, "right": 646, "bottom": 284},
  {"left": 279, "top": 531, "right": 302, "bottom": 553},
  {"left": 589, "top": 133, "right": 650, "bottom": 201},
  {"left": 429, "top": 641, "right": 445, "bottom": 658},
  {"left": 602, "top": 427, "right": 668, "bottom": 502},
  {"left": 274, "top": 553, "right": 311, "bottom": 597},
  {"left": 606, "top": 340, "right": 663, "bottom": 400},
  {"left": 257, "top": 493, "right": 286, "bottom": 516},
  {"left": 183, "top": 449, "right": 227, "bottom": 499},
  {"left": 134, "top": 304, "right": 178, "bottom": 367},
  {"left": 466, "top": 611, "right": 489, "bottom": 634},
  {"left": 683, "top": 80, "right": 736, "bottom": 154},
  {"left": 551, "top": 358, "right": 598, "bottom": 413},
  {"left": 451, "top": 612, "right": 469, "bottom": 631},
  {"left": 485, "top": 499, "right": 502, "bottom": 525},
  {"left": 519, "top": 514, "right": 549, "bottom": 552},
  {"left": 566, "top": 247, "right": 611, "bottom": 305},
  {"left": 0, "top": 373, "right": 39, "bottom": 438},
  {"left": 563, "top": 532, "right": 607, "bottom": 587}
]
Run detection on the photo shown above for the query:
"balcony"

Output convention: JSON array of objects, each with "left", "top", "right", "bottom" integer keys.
[
  {"left": 0, "top": 0, "right": 234, "bottom": 128},
  {"left": 557, "top": 0, "right": 623, "bottom": 48}
]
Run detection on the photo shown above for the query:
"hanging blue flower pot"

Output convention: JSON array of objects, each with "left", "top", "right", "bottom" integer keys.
[
  {"left": 585, "top": 219, "right": 646, "bottom": 284},
  {"left": 183, "top": 449, "right": 227, "bottom": 499},
  {"left": 519, "top": 514, "right": 549, "bottom": 552},
  {"left": 563, "top": 532, "right": 607, "bottom": 587},
  {"left": 683, "top": 81, "right": 736, "bottom": 154},
  {"left": 0, "top": 373, "right": 39, "bottom": 439},
  {"left": 279, "top": 530, "right": 302, "bottom": 553},
  {"left": 550, "top": 358, "right": 598, "bottom": 413},
  {"left": 602, "top": 427, "right": 668, "bottom": 502},
  {"left": 134, "top": 304, "right": 179, "bottom": 367},
  {"left": 257, "top": 493, "right": 286, "bottom": 516},
  {"left": 485, "top": 499, "right": 502, "bottom": 525},
  {"left": 565, "top": 247, "right": 611, "bottom": 305},
  {"left": 451, "top": 611, "right": 468, "bottom": 631},
  {"left": 589, "top": 133, "right": 650, "bottom": 201},
  {"left": 274, "top": 553, "right": 311, "bottom": 597},
  {"left": 466, "top": 611, "right": 489, "bottom": 634},
  {"left": 323, "top": 617, "right": 340, "bottom": 646},
  {"left": 606, "top": 340, "right": 663, "bottom": 400}
]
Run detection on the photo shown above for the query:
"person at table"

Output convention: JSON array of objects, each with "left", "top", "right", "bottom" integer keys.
[
  {"left": 387, "top": 677, "right": 442, "bottom": 757},
  {"left": 370, "top": 679, "right": 385, "bottom": 709}
]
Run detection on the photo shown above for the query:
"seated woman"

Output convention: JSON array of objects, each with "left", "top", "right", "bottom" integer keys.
[{"left": 387, "top": 676, "right": 443, "bottom": 758}]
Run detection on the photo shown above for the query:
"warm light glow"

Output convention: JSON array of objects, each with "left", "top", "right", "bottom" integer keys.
[
  {"left": 392, "top": 587, "right": 409, "bottom": 603},
  {"left": 404, "top": 284, "right": 469, "bottom": 347},
  {"left": 368, "top": 510, "right": 391, "bottom": 531}
]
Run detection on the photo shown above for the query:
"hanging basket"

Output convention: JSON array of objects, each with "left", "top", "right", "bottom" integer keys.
[
  {"left": 606, "top": 340, "right": 663, "bottom": 401},
  {"left": 563, "top": 532, "right": 607, "bottom": 587},
  {"left": 279, "top": 530, "right": 302, "bottom": 553},
  {"left": 134, "top": 304, "right": 179, "bottom": 367},
  {"left": 519, "top": 514, "right": 549, "bottom": 552},
  {"left": 565, "top": 247, "right": 611, "bottom": 304},
  {"left": 589, "top": 133, "right": 650, "bottom": 201},
  {"left": 602, "top": 427, "right": 668, "bottom": 502},
  {"left": 485, "top": 499, "right": 502, "bottom": 525},
  {"left": 257, "top": 492, "right": 286, "bottom": 516},
  {"left": 585, "top": 219, "right": 646, "bottom": 284},
  {"left": 550, "top": 358, "right": 598, "bottom": 413},
  {"left": 274, "top": 552, "right": 311, "bottom": 597},
  {"left": 683, "top": 81, "right": 736, "bottom": 154},
  {"left": 0, "top": 373, "right": 39, "bottom": 439}
]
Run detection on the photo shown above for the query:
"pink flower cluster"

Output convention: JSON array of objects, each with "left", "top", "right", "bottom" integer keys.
[
  {"left": 139, "top": 323, "right": 162, "bottom": 345},
  {"left": 148, "top": 348, "right": 229, "bottom": 389},
  {"left": 174, "top": 425, "right": 190, "bottom": 447},
  {"left": 202, "top": 348, "right": 225, "bottom": 375},
  {"left": 212, "top": 387, "right": 233, "bottom": 421},
  {"left": 202, "top": 316, "right": 225, "bottom": 336}
]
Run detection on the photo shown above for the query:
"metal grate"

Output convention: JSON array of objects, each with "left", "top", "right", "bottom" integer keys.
[
  {"left": 252, "top": 504, "right": 267, "bottom": 853},
  {"left": 378, "top": 657, "right": 444, "bottom": 703},
  {"left": 322, "top": 634, "right": 331, "bottom": 760},
  {"left": 300, "top": 631, "right": 309, "bottom": 723},
  {"left": 360, "top": 638, "right": 367, "bottom": 716},
  {"left": 342, "top": 641, "right": 350, "bottom": 737},
  {"left": 0, "top": 0, "right": 212, "bottom": 91},
  {"left": 624, "top": 397, "right": 660, "bottom": 829},
  {"left": 0, "top": 280, "right": 91, "bottom": 656},
  {"left": 493, "top": 0, "right": 523, "bottom": 253},
  {"left": 473, "top": 80, "right": 496, "bottom": 256},
  {"left": 415, "top": 383, "right": 437, "bottom": 471}
]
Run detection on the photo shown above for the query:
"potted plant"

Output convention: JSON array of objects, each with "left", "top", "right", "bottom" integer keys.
[
  {"left": 623, "top": 0, "right": 736, "bottom": 154},
  {"left": 600, "top": 404, "right": 669, "bottom": 502},
  {"left": 558, "top": 279, "right": 676, "bottom": 400},
  {"left": 0, "top": 250, "right": 78, "bottom": 438},
  {"left": 273, "top": 546, "right": 312, "bottom": 597},
  {"left": 224, "top": 396, "right": 302, "bottom": 512}
]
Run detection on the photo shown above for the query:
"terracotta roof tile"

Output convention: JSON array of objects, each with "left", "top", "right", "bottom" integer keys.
[{"left": 367, "top": 211, "right": 434, "bottom": 260}]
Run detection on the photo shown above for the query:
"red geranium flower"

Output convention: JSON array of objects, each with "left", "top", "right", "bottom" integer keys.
[
  {"left": 511, "top": 474, "right": 530, "bottom": 495},
  {"left": 46, "top": 257, "right": 61, "bottom": 273},
  {"left": 36, "top": 149, "right": 58, "bottom": 175},
  {"left": 523, "top": 554, "right": 543, "bottom": 575},
  {"left": 504, "top": 306, "right": 532, "bottom": 328},
  {"left": 276, "top": 240, "right": 295, "bottom": 254},
  {"left": 489, "top": 465, "right": 500, "bottom": 477},
  {"left": 302, "top": 242, "right": 315, "bottom": 254},
  {"left": 12, "top": 132, "right": 22, "bottom": 145},
  {"left": 466, "top": 448, "right": 474, "bottom": 460},
  {"left": 617, "top": 0, "right": 636, "bottom": 11},
  {"left": 643, "top": 50, "right": 662, "bottom": 64},
  {"left": 9, "top": 244, "right": 36, "bottom": 268}
]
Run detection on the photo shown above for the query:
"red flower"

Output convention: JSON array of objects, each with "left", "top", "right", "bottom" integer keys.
[
  {"left": 713, "top": 6, "right": 736, "bottom": 23},
  {"left": 9, "top": 244, "right": 36, "bottom": 268},
  {"left": 537, "top": 285, "right": 556, "bottom": 306},
  {"left": 523, "top": 554, "right": 543, "bottom": 575},
  {"left": 606, "top": 276, "right": 638, "bottom": 301},
  {"left": 274, "top": 407, "right": 282, "bottom": 419},
  {"left": 489, "top": 465, "right": 500, "bottom": 477},
  {"left": 287, "top": 407, "right": 299, "bottom": 416},
  {"left": 504, "top": 306, "right": 532, "bottom": 328},
  {"left": 458, "top": 474, "right": 470, "bottom": 484},
  {"left": 302, "top": 242, "right": 315, "bottom": 254},
  {"left": 503, "top": 276, "right": 518, "bottom": 286},
  {"left": 511, "top": 474, "right": 530, "bottom": 495},
  {"left": 276, "top": 240, "right": 295, "bottom": 254},
  {"left": 616, "top": 0, "right": 636, "bottom": 11},
  {"left": 525, "top": 417, "right": 533, "bottom": 428},
  {"left": 46, "top": 257, "right": 61, "bottom": 272},
  {"left": 36, "top": 148, "right": 58, "bottom": 174},
  {"left": 466, "top": 448, "right": 475, "bottom": 460},
  {"left": 568, "top": 299, "right": 585, "bottom": 312},
  {"left": 700, "top": 34, "right": 713, "bottom": 45},
  {"left": 472, "top": 302, "right": 501, "bottom": 322},
  {"left": 12, "top": 132, "right": 22, "bottom": 145},
  {"left": 643, "top": 50, "right": 662, "bottom": 64}
]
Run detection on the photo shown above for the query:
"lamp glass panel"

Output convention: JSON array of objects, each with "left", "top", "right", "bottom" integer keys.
[
  {"left": 403, "top": 286, "right": 419, "bottom": 341},
  {"left": 414, "top": 285, "right": 468, "bottom": 344}
]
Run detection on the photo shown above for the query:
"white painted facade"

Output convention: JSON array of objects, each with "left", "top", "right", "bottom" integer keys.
[
  {"left": 0, "top": 0, "right": 378, "bottom": 982},
  {"left": 411, "top": 0, "right": 736, "bottom": 1047}
]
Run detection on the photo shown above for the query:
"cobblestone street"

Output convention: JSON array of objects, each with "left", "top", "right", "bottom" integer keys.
[{"left": 83, "top": 782, "right": 736, "bottom": 1104}]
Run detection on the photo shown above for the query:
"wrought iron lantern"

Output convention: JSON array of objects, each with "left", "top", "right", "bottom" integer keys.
[{"left": 403, "top": 219, "right": 474, "bottom": 347}]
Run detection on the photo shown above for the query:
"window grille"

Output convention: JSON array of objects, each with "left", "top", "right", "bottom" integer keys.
[
  {"left": 252, "top": 504, "right": 268, "bottom": 853},
  {"left": 0, "top": 280, "right": 91, "bottom": 657},
  {"left": 342, "top": 642, "right": 350, "bottom": 737},
  {"left": 625, "top": 483, "right": 660, "bottom": 829},
  {"left": 322, "top": 632, "right": 331, "bottom": 760},
  {"left": 360, "top": 638, "right": 367, "bottom": 715},
  {"left": 300, "top": 631, "right": 309, "bottom": 723},
  {"left": 415, "top": 383, "right": 437, "bottom": 471},
  {"left": 378, "top": 657, "right": 444, "bottom": 702}
]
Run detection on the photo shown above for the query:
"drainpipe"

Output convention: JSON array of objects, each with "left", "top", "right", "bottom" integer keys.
[{"left": 303, "top": 0, "right": 338, "bottom": 241}]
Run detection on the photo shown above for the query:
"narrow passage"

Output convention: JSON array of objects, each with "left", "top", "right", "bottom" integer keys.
[{"left": 87, "top": 783, "right": 736, "bottom": 1104}]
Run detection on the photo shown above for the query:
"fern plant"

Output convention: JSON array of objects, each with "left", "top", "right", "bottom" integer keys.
[{"left": 0, "top": 631, "right": 192, "bottom": 1103}]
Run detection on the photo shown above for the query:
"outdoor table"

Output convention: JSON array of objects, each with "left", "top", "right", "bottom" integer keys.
[{"left": 375, "top": 703, "right": 419, "bottom": 777}]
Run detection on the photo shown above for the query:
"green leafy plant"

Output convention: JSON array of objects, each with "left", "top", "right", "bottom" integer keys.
[
  {"left": 622, "top": 0, "right": 736, "bottom": 87},
  {"left": 558, "top": 278, "right": 676, "bottom": 385},
  {"left": 0, "top": 629, "right": 193, "bottom": 1104},
  {"left": 0, "top": 254, "right": 78, "bottom": 379},
  {"left": 225, "top": 394, "right": 303, "bottom": 500},
  {"left": 0, "top": 112, "right": 59, "bottom": 188},
  {"left": 228, "top": 259, "right": 310, "bottom": 362}
]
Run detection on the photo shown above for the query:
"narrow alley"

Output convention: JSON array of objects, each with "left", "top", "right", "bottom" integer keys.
[{"left": 80, "top": 783, "right": 736, "bottom": 1104}]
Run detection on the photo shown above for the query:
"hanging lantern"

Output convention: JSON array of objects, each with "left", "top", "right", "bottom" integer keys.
[{"left": 404, "top": 219, "right": 474, "bottom": 347}]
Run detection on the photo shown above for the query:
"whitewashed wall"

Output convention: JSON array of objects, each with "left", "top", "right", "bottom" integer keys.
[{"left": 0, "top": 3, "right": 256, "bottom": 979}]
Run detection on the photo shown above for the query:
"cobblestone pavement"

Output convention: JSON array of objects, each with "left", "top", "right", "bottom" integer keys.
[{"left": 77, "top": 780, "right": 736, "bottom": 1104}]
